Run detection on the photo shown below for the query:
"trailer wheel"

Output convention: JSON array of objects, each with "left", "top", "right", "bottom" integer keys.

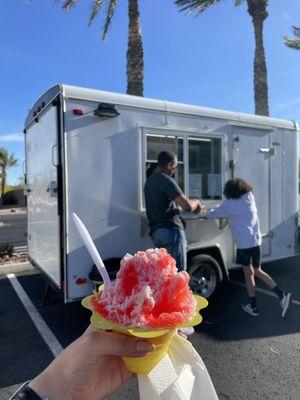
[{"left": 188, "top": 254, "right": 221, "bottom": 299}]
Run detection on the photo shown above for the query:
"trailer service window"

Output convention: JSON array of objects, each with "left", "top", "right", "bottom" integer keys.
[
  {"left": 146, "top": 134, "right": 184, "bottom": 190},
  {"left": 145, "top": 134, "right": 222, "bottom": 200},
  {"left": 188, "top": 137, "right": 221, "bottom": 200}
]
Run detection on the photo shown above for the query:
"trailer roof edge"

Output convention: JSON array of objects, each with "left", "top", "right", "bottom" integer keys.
[
  {"left": 25, "top": 84, "right": 299, "bottom": 131},
  {"left": 62, "top": 84, "right": 299, "bottom": 131},
  {"left": 24, "top": 84, "right": 62, "bottom": 128}
]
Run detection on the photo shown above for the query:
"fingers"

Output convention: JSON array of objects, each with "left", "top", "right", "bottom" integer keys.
[{"left": 82, "top": 330, "right": 155, "bottom": 359}]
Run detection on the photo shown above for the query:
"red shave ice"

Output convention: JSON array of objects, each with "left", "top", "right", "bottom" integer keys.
[{"left": 91, "top": 248, "right": 197, "bottom": 328}]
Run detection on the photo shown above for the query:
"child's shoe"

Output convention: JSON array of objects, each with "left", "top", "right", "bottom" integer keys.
[{"left": 242, "top": 303, "right": 259, "bottom": 317}]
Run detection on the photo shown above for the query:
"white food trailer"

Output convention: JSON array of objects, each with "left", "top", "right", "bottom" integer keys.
[{"left": 24, "top": 84, "right": 299, "bottom": 302}]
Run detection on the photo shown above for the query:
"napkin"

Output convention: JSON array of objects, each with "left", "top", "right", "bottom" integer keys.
[{"left": 138, "top": 333, "right": 219, "bottom": 400}]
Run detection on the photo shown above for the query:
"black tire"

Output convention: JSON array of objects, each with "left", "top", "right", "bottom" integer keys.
[{"left": 188, "top": 254, "right": 222, "bottom": 299}]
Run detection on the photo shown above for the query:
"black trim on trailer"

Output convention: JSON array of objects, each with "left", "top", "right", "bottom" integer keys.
[
  {"left": 55, "top": 95, "right": 65, "bottom": 287},
  {"left": 60, "top": 95, "right": 68, "bottom": 302}
]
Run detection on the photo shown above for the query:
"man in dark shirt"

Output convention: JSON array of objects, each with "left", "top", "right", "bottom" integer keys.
[{"left": 144, "top": 151, "right": 201, "bottom": 271}]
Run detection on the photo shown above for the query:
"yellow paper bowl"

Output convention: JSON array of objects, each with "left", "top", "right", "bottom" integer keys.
[
  {"left": 82, "top": 287, "right": 208, "bottom": 375},
  {"left": 122, "top": 329, "right": 176, "bottom": 375}
]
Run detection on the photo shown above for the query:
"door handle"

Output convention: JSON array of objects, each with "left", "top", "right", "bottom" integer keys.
[
  {"left": 259, "top": 147, "right": 275, "bottom": 156},
  {"left": 51, "top": 144, "right": 59, "bottom": 167}
]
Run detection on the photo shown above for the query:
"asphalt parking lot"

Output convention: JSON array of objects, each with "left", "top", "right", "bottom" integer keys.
[{"left": 0, "top": 257, "right": 299, "bottom": 400}]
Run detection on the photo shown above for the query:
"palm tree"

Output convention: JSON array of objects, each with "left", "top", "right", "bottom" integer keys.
[
  {"left": 0, "top": 148, "right": 18, "bottom": 198},
  {"left": 284, "top": 26, "right": 300, "bottom": 50},
  {"left": 60, "top": 0, "right": 144, "bottom": 96},
  {"left": 175, "top": 0, "right": 270, "bottom": 116}
]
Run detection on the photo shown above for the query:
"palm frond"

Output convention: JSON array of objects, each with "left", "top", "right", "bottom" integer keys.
[
  {"left": 62, "top": 0, "right": 78, "bottom": 10},
  {"left": 174, "top": 0, "right": 221, "bottom": 16},
  {"left": 101, "top": 0, "right": 118, "bottom": 41},
  {"left": 284, "top": 37, "right": 300, "bottom": 50},
  {"left": 234, "top": 0, "right": 245, "bottom": 6},
  {"left": 88, "top": 0, "right": 105, "bottom": 26},
  {"left": 8, "top": 154, "right": 18, "bottom": 168},
  {"left": 292, "top": 26, "right": 300, "bottom": 39},
  {"left": 0, "top": 148, "right": 8, "bottom": 165},
  {"left": 284, "top": 26, "right": 300, "bottom": 50},
  {"left": 0, "top": 148, "right": 18, "bottom": 168}
]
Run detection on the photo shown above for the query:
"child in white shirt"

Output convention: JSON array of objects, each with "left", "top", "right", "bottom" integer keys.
[{"left": 207, "top": 178, "right": 291, "bottom": 317}]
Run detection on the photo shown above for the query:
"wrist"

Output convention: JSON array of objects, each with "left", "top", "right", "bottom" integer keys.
[
  {"left": 10, "top": 381, "right": 50, "bottom": 400},
  {"left": 29, "top": 371, "right": 73, "bottom": 400}
]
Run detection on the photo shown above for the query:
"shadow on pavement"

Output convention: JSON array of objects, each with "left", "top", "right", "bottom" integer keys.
[
  {"left": 0, "top": 277, "right": 53, "bottom": 388},
  {"left": 17, "top": 274, "right": 91, "bottom": 347},
  {"left": 197, "top": 256, "right": 300, "bottom": 341},
  {"left": 0, "top": 273, "right": 90, "bottom": 388}
]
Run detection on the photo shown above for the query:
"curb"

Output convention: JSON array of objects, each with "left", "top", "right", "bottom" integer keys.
[
  {"left": 0, "top": 208, "right": 26, "bottom": 215},
  {"left": 0, "top": 262, "right": 34, "bottom": 276}
]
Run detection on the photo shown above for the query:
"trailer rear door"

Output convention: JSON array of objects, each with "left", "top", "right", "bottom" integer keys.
[
  {"left": 25, "top": 105, "right": 61, "bottom": 286},
  {"left": 232, "top": 126, "right": 271, "bottom": 256}
]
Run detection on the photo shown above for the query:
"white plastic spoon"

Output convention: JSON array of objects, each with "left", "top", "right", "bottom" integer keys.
[{"left": 72, "top": 212, "right": 112, "bottom": 296}]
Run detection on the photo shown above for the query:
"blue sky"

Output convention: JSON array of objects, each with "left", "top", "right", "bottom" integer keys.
[{"left": 0, "top": 0, "right": 300, "bottom": 184}]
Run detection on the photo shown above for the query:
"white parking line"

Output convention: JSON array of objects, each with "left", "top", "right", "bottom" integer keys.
[
  {"left": 7, "top": 273, "right": 63, "bottom": 357},
  {"left": 231, "top": 280, "right": 300, "bottom": 306}
]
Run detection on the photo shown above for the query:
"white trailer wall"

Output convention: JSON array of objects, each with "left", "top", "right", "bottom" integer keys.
[{"left": 64, "top": 99, "right": 164, "bottom": 300}]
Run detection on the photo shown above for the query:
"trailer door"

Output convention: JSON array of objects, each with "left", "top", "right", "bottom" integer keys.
[
  {"left": 26, "top": 105, "right": 61, "bottom": 286},
  {"left": 232, "top": 127, "right": 271, "bottom": 256}
]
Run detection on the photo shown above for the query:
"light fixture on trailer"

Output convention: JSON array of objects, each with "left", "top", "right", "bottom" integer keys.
[{"left": 94, "top": 103, "right": 120, "bottom": 118}]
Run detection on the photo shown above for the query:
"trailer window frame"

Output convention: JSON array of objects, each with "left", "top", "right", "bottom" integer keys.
[
  {"left": 139, "top": 126, "right": 225, "bottom": 212},
  {"left": 187, "top": 136, "right": 222, "bottom": 200}
]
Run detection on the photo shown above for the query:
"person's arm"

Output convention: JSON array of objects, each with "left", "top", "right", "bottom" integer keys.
[
  {"left": 206, "top": 200, "right": 229, "bottom": 219},
  {"left": 15, "top": 328, "right": 154, "bottom": 400},
  {"left": 161, "top": 175, "right": 201, "bottom": 214},
  {"left": 174, "top": 194, "right": 201, "bottom": 214}
]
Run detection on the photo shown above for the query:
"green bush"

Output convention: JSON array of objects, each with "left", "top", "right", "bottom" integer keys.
[
  {"left": 0, "top": 244, "right": 14, "bottom": 257},
  {"left": 2, "top": 191, "right": 17, "bottom": 205}
]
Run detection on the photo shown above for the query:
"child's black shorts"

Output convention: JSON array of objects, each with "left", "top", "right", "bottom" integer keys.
[{"left": 236, "top": 246, "right": 261, "bottom": 267}]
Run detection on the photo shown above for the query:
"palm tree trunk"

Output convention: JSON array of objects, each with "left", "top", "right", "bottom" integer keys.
[
  {"left": 127, "top": 0, "right": 144, "bottom": 96},
  {"left": 247, "top": 0, "right": 269, "bottom": 116},
  {"left": 1, "top": 169, "right": 6, "bottom": 198}
]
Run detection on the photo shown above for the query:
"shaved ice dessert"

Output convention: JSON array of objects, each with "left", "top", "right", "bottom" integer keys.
[
  {"left": 83, "top": 247, "right": 208, "bottom": 374},
  {"left": 74, "top": 210, "right": 207, "bottom": 374},
  {"left": 90, "top": 248, "right": 197, "bottom": 329}
]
